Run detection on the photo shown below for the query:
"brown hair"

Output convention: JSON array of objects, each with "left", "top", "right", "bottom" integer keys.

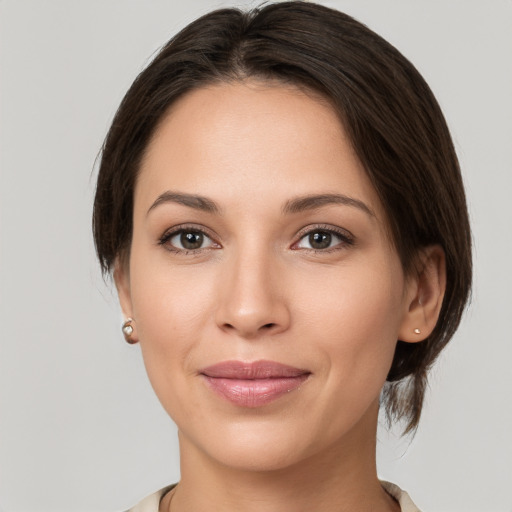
[{"left": 93, "top": 1, "right": 472, "bottom": 433}]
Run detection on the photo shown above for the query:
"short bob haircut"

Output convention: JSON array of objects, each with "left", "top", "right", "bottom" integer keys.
[{"left": 93, "top": 1, "right": 472, "bottom": 433}]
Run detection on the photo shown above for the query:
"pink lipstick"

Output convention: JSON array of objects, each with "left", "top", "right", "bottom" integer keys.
[{"left": 200, "top": 360, "right": 310, "bottom": 408}]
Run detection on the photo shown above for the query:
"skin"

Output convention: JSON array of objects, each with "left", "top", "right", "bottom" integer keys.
[{"left": 116, "top": 81, "right": 446, "bottom": 512}]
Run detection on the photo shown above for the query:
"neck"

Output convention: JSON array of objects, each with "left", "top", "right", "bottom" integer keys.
[{"left": 163, "top": 401, "right": 399, "bottom": 512}]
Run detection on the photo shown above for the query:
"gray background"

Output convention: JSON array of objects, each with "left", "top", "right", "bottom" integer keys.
[{"left": 1, "top": 1, "right": 511, "bottom": 511}]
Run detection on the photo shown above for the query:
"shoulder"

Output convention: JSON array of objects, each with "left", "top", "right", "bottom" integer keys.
[
  {"left": 381, "top": 481, "right": 422, "bottom": 512},
  {"left": 124, "top": 484, "right": 176, "bottom": 512}
]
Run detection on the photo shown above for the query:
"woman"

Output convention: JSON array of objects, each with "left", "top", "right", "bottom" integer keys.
[{"left": 93, "top": 2, "right": 471, "bottom": 511}]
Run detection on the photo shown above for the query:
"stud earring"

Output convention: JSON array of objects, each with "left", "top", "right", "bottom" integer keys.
[
  {"left": 414, "top": 328, "right": 421, "bottom": 335},
  {"left": 122, "top": 318, "right": 137, "bottom": 344}
]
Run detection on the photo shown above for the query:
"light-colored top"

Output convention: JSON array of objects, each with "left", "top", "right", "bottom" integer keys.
[
  {"left": 126, "top": 481, "right": 421, "bottom": 511},
  {"left": 382, "top": 481, "right": 421, "bottom": 512},
  {"left": 126, "top": 484, "right": 175, "bottom": 512}
]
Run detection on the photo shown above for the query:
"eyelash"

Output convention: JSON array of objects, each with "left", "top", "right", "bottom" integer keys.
[
  {"left": 158, "top": 224, "right": 355, "bottom": 254},
  {"left": 292, "top": 224, "right": 355, "bottom": 253},
  {"left": 158, "top": 224, "right": 219, "bottom": 255}
]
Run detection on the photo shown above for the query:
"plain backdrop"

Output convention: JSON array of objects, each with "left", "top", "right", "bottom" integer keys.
[{"left": 1, "top": 1, "right": 511, "bottom": 511}]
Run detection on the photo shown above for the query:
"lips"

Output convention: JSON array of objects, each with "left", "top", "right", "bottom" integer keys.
[{"left": 200, "top": 360, "right": 310, "bottom": 408}]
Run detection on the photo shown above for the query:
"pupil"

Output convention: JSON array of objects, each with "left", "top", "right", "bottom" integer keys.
[
  {"left": 309, "top": 231, "right": 331, "bottom": 249},
  {"left": 181, "top": 231, "right": 203, "bottom": 249}
]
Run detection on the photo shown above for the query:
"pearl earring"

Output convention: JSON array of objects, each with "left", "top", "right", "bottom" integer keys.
[
  {"left": 122, "top": 318, "right": 137, "bottom": 344},
  {"left": 414, "top": 328, "right": 421, "bottom": 335}
]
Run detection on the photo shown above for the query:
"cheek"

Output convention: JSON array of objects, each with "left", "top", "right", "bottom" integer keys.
[
  {"left": 285, "top": 261, "right": 404, "bottom": 443},
  {"left": 130, "top": 238, "right": 217, "bottom": 332},
  {"left": 295, "top": 257, "right": 404, "bottom": 380},
  {"left": 127, "top": 254, "right": 219, "bottom": 398}
]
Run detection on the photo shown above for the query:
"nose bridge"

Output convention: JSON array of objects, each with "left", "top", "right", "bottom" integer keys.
[{"left": 216, "top": 238, "right": 289, "bottom": 338}]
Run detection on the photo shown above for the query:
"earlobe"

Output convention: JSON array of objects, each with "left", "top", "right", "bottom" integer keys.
[
  {"left": 398, "top": 245, "right": 446, "bottom": 343},
  {"left": 114, "top": 258, "right": 139, "bottom": 343}
]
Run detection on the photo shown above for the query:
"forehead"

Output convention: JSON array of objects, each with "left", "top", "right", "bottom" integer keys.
[{"left": 136, "top": 80, "right": 384, "bottom": 220}]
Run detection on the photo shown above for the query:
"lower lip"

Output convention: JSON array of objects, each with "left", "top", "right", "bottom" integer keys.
[{"left": 202, "top": 375, "right": 309, "bottom": 408}]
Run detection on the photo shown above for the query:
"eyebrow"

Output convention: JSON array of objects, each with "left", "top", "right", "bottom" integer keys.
[
  {"left": 282, "top": 193, "right": 375, "bottom": 217},
  {"left": 147, "top": 191, "right": 374, "bottom": 218},
  {"left": 147, "top": 191, "right": 220, "bottom": 215}
]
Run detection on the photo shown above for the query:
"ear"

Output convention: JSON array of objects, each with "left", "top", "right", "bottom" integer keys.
[
  {"left": 398, "top": 245, "right": 446, "bottom": 343},
  {"left": 113, "top": 257, "right": 139, "bottom": 343}
]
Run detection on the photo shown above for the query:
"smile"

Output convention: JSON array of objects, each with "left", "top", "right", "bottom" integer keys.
[{"left": 200, "top": 360, "right": 311, "bottom": 408}]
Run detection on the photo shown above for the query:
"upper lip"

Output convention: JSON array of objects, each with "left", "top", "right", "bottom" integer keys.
[{"left": 200, "top": 360, "right": 310, "bottom": 379}]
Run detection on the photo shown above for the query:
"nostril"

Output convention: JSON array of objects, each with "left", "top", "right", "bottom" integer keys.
[{"left": 219, "top": 319, "right": 284, "bottom": 337}]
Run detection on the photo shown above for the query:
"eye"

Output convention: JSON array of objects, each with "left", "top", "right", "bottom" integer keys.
[
  {"left": 159, "top": 227, "right": 217, "bottom": 252},
  {"left": 294, "top": 227, "right": 353, "bottom": 251}
]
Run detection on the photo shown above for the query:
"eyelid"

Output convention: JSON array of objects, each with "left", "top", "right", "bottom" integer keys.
[
  {"left": 158, "top": 223, "right": 221, "bottom": 252},
  {"left": 291, "top": 224, "right": 355, "bottom": 251}
]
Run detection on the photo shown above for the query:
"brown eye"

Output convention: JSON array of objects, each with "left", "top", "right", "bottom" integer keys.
[
  {"left": 163, "top": 229, "right": 216, "bottom": 252},
  {"left": 180, "top": 231, "right": 204, "bottom": 249},
  {"left": 308, "top": 231, "right": 332, "bottom": 249},
  {"left": 294, "top": 228, "right": 352, "bottom": 251}
]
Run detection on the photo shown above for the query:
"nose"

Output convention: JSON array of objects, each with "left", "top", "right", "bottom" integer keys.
[{"left": 215, "top": 250, "right": 291, "bottom": 339}]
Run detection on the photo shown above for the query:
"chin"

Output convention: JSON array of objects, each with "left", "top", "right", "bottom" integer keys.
[
  {"left": 206, "top": 434, "right": 308, "bottom": 473},
  {"left": 179, "top": 413, "right": 343, "bottom": 474}
]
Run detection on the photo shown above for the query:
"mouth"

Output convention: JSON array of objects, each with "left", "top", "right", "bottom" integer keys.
[{"left": 199, "top": 360, "right": 311, "bottom": 408}]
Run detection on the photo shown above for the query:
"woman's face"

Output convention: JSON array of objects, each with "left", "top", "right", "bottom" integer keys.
[{"left": 116, "top": 81, "right": 419, "bottom": 471}]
